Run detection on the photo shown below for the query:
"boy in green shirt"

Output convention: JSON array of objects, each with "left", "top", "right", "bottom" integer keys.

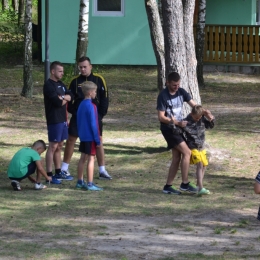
[{"left": 7, "top": 140, "right": 52, "bottom": 191}]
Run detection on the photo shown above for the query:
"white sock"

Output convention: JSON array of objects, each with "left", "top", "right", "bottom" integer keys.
[
  {"left": 61, "top": 162, "right": 69, "bottom": 171},
  {"left": 99, "top": 166, "right": 105, "bottom": 173}
]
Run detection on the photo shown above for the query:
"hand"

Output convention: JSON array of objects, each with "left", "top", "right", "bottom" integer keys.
[
  {"left": 178, "top": 120, "right": 188, "bottom": 127},
  {"left": 203, "top": 109, "right": 214, "bottom": 121},
  {"left": 47, "top": 176, "right": 52, "bottom": 182},
  {"left": 58, "top": 95, "right": 63, "bottom": 100}
]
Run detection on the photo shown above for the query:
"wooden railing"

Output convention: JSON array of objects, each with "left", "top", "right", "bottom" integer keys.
[{"left": 197, "top": 25, "right": 260, "bottom": 63}]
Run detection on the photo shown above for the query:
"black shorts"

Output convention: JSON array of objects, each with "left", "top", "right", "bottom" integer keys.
[
  {"left": 79, "top": 141, "right": 97, "bottom": 155},
  {"left": 69, "top": 115, "right": 103, "bottom": 137},
  {"left": 161, "top": 130, "right": 185, "bottom": 150},
  {"left": 9, "top": 161, "right": 36, "bottom": 181}
]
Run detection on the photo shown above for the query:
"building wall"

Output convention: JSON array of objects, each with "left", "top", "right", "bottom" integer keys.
[
  {"left": 206, "top": 0, "right": 257, "bottom": 25},
  {"left": 41, "top": 0, "right": 156, "bottom": 65},
  {"left": 41, "top": 0, "right": 257, "bottom": 65}
]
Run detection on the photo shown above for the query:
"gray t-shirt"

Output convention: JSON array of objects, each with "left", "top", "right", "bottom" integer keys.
[{"left": 157, "top": 87, "right": 191, "bottom": 131}]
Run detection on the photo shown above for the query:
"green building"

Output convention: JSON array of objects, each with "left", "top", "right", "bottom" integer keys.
[{"left": 41, "top": 0, "right": 259, "bottom": 65}]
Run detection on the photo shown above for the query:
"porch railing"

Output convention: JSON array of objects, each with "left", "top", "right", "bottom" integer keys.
[{"left": 198, "top": 25, "right": 260, "bottom": 63}]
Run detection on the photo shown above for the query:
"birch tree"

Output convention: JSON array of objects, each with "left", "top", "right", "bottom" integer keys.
[
  {"left": 145, "top": 0, "right": 201, "bottom": 115},
  {"left": 12, "top": 0, "right": 18, "bottom": 13},
  {"left": 21, "top": 0, "right": 33, "bottom": 98},
  {"left": 195, "top": 0, "right": 206, "bottom": 88},
  {"left": 145, "top": 0, "right": 165, "bottom": 90},
  {"left": 74, "top": 0, "right": 89, "bottom": 75},
  {"left": 2, "top": 0, "right": 9, "bottom": 11}
]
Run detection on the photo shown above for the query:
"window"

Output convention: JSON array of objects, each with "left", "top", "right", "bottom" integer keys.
[{"left": 93, "top": 0, "right": 124, "bottom": 17}]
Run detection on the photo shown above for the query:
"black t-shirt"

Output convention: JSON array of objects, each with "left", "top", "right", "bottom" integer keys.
[{"left": 43, "top": 79, "right": 70, "bottom": 125}]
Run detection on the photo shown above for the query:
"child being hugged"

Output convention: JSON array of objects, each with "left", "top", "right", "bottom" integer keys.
[
  {"left": 76, "top": 81, "right": 103, "bottom": 191},
  {"left": 183, "top": 105, "right": 215, "bottom": 195}
]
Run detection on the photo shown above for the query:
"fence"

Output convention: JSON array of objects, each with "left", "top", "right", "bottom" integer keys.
[{"left": 201, "top": 25, "right": 260, "bottom": 63}]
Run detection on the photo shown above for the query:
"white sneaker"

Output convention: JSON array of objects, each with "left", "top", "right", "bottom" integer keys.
[
  {"left": 62, "top": 170, "right": 71, "bottom": 176},
  {"left": 99, "top": 170, "right": 112, "bottom": 180},
  {"left": 35, "top": 183, "right": 47, "bottom": 190}
]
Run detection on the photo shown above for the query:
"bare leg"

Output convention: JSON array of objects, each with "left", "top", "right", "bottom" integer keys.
[
  {"left": 196, "top": 162, "right": 204, "bottom": 190},
  {"left": 87, "top": 155, "right": 95, "bottom": 183},
  {"left": 53, "top": 141, "right": 64, "bottom": 170},
  {"left": 174, "top": 141, "right": 191, "bottom": 183},
  {"left": 166, "top": 148, "right": 181, "bottom": 185},
  {"left": 63, "top": 135, "right": 78, "bottom": 163},
  {"left": 45, "top": 142, "right": 59, "bottom": 172},
  {"left": 96, "top": 136, "right": 105, "bottom": 167},
  {"left": 77, "top": 153, "right": 88, "bottom": 181}
]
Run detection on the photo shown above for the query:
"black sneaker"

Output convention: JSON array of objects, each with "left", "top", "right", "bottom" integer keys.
[
  {"left": 179, "top": 182, "right": 198, "bottom": 194},
  {"left": 11, "top": 180, "right": 21, "bottom": 191},
  {"left": 163, "top": 185, "right": 181, "bottom": 195}
]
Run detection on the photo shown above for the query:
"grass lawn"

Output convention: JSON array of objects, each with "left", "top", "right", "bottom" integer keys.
[{"left": 1, "top": 61, "right": 260, "bottom": 259}]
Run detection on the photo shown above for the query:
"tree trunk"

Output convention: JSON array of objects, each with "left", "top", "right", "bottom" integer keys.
[
  {"left": 2, "top": 0, "right": 9, "bottom": 11},
  {"left": 12, "top": 0, "right": 19, "bottom": 12},
  {"left": 18, "top": 0, "right": 25, "bottom": 26},
  {"left": 21, "top": 0, "right": 33, "bottom": 98},
  {"left": 74, "top": 0, "right": 89, "bottom": 75},
  {"left": 144, "top": 0, "right": 165, "bottom": 91},
  {"left": 195, "top": 0, "right": 206, "bottom": 88},
  {"left": 183, "top": 0, "right": 201, "bottom": 105}
]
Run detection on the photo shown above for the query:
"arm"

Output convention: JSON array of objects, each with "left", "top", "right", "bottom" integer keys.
[
  {"left": 35, "top": 160, "right": 52, "bottom": 181},
  {"left": 157, "top": 110, "right": 186, "bottom": 127}
]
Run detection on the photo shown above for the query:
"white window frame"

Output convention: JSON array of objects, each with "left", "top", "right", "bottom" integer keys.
[{"left": 93, "top": 0, "right": 124, "bottom": 17}]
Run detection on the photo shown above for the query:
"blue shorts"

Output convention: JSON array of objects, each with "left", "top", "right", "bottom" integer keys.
[
  {"left": 9, "top": 161, "right": 36, "bottom": 181},
  {"left": 79, "top": 141, "right": 97, "bottom": 155},
  {"left": 47, "top": 122, "right": 68, "bottom": 142}
]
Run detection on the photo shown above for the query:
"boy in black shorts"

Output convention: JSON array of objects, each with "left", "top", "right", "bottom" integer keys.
[
  {"left": 76, "top": 81, "right": 103, "bottom": 191},
  {"left": 7, "top": 140, "right": 52, "bottom": 191}
]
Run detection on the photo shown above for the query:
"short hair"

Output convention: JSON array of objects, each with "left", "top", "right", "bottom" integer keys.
[
  {"left": 78, "top": 56, "right": 91, "bottom": 64},
  {"left": 191, "top": 105, "right": 203, "bottom": 116},
  {"left": 50, "top": 61, "right": 63, "bottom": 71},
  {"left": 32, "top": 140, "right": 47, "bottom": 150},
  {"left": 81, "top": 81, "right": 97, "bottom": 96},
  {"left": 168, "top": 72, "right": 181, "bottom": 82}
]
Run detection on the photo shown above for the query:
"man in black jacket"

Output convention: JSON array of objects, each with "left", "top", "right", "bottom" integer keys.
[
  {"left": 43, "top": 61, "right": 73, "bottom": 184},
  {"left": 61, "top": 57, "right": 112, "bottom": 180}
]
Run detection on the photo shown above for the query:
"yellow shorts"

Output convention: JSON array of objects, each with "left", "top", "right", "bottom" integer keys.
[{"left": 190, "top": 149, "right": 208, "bottom": 166}]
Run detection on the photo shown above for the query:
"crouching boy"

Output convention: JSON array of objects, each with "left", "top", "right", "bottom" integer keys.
[{"left": 7, "top": 140, "right": 52, "bottom": 191}]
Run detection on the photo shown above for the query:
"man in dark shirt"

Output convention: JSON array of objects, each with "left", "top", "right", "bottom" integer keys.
[
  {"left": 43, "top": 61, "right": 73, "bottom": 184},
  {"left": 60, "top": 56, "right": 112, "bottom": 180}
]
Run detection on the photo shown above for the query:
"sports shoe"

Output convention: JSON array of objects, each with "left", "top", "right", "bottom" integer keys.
[
  {"left": 87, "top": 184, "right": 103, "bottom": 191},
  {"left": 99, "top": 170, "right": 112, "bottom": 180},
  {"left": 11, "top": 180, "right": 21, "bottom": 191},
  {"left": 179, "top": 182, "right": 198, "bottom": 194},
  {"left": 35, "top": 183, "right": 47, "bottom": 190},
  {"left": 163, "top": 185, "right": 181, "bottom": 195},
  {"left": 75, "top": 181, "right": 88, "bottom": 190},
  {"left": 62, "top": 169, "right": 71, "bottom": 176},
  {"left": 54, "top": 171, "right": 74, "bottom": 181},
  {"left": 46, "top": 176, "right": 62, "bottom": 185},
  {"left": 198, "top": 187, "right": 210, "bottom": 195}
]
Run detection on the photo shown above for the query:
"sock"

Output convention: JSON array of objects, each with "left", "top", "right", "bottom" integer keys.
[
  {"left": 77, "top": 179, "right": 83, "bottom": 185},
  {"left": 99, "top": 166, "right": 105, "bottom": 173},
  {"left": 181, "top": 182, "right": 189, "bottom": 187},
  {"left": 47, "top": 172, "right": 53, "bottom": 177},
  {"left": 61, "top": 162, "right": 69, "bottom": 171},
  {"left": 87, "top": 182, "right": 93, "bottom": 186},
  {"left": 55, "top": 169, "right": 61, "bottom": 174},
  {"left": 165, "top": 184, "right": 172, "bottom": 188},
  {"left": 37, "top": 183, "right": 40, "bottom": 185}
]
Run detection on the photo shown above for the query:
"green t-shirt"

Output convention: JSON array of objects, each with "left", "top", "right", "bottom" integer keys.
[{"left": 7, "top": 148, "right": 41, "bottom": 178}]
